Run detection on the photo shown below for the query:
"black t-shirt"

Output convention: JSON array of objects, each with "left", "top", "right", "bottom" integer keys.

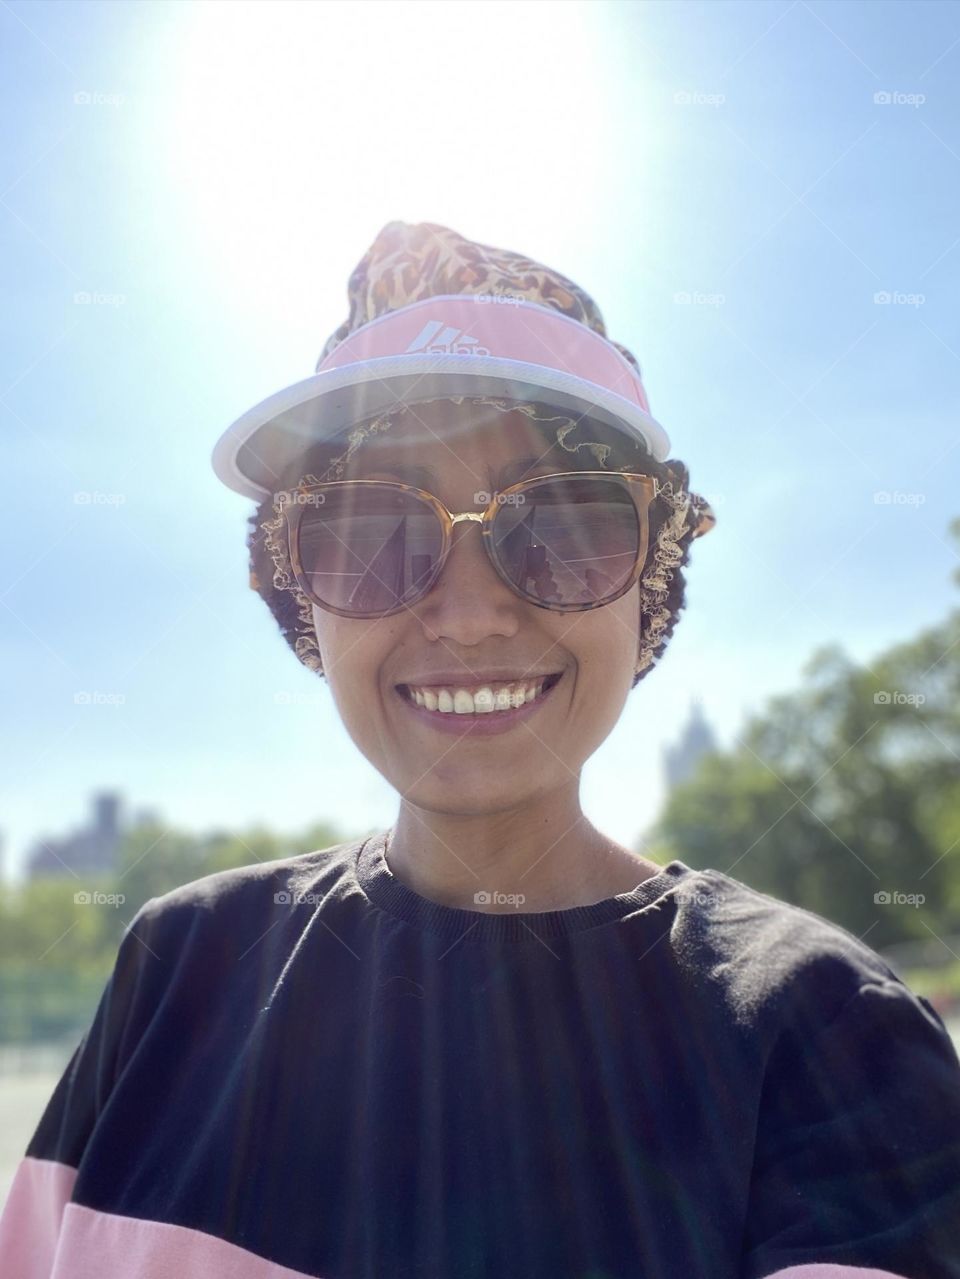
[{"left": 3, "top": 832, "right": 959, "bottom": 1278}]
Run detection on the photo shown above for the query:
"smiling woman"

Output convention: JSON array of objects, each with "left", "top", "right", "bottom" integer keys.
[
  {"left": 251, "top": 394, "right": 710, "bottom": 691},
  {"left": 4, "top": 220, "right": 959, "bottom": 1279},
  {"left": 262, "top": 392, "right": 681, "bottom": 913}
]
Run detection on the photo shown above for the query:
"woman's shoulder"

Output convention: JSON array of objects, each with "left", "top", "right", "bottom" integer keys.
[
  {"left": 666, "top": 863, "right": 923, "bottom": 1038},
  {"left": 129, "top": 836, "right": 366, "bottom": 944}
]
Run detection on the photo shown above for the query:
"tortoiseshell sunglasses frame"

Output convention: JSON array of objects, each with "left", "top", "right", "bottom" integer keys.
[{"left": 273, "top": 470, "right": 666, "bottom": 620}]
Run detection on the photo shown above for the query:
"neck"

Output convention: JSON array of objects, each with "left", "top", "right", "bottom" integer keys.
[{"left": 384, "top": 787, "right": 657, "bottom": 913}]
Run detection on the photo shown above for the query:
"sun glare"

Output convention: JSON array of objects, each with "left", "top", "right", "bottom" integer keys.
[{"left": 160, "top": 0, "right": 618, "bottom": 329}]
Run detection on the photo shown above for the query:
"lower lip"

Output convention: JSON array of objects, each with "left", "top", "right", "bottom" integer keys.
[{"left": 393, "top": 674, "right": 563, "bottom": 736}]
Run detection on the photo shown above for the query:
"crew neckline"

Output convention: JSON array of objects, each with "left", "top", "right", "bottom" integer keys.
[{"left": 353, "top": 830, "right": 695, "bottom": 943}]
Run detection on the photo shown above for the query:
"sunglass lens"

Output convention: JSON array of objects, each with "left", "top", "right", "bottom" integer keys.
[
  {"left": 296, "top": 486, "right": 441, "bottom": 614},
  {"left": 492, "top": 476, "right": 642, "bottom": 606}
]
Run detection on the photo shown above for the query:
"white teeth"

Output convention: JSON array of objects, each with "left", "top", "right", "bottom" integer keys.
[
  {"left": 404, "top": 676, "right": 556, "bottom": 714},
  {"left": 471, "top": 687, "right": 495, "bottom": 714}
]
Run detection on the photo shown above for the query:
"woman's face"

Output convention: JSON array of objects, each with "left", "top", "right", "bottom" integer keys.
[{"left": 309, "top": 402, "right": 643, "bottom": 814}]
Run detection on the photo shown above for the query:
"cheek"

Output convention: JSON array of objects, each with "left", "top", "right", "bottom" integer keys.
[
  {"left": 311, "top": 610, "right": 367, "bottom": 705},
  {"left": 311, "top": 607, "right": 397, "bottom": 720},
  {"left": 565, "top": 594, "right": 639, "bottom": 720},
  {"left": 590, "top": 590, "right": 642, "bottom": 667}
]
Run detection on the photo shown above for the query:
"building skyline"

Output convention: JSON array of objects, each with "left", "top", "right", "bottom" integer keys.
[
  {"left": 22, "top": 792, "right": 160, "bottom": 881},
  {"left": 663, "top": 699, "right": 719, "bottom": 792}
]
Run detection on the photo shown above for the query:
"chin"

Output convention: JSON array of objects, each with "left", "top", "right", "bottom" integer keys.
[{"left": 408, "top": 782, "right": 545, "bottom": 817}]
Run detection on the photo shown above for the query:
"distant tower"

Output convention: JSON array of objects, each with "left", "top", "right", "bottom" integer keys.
[
  {"left": 663, "top": 698, "right": 719, "bottom": 790},
  {"left": 94, "top": 793, "right": 119, "bottom": 842},
  {"left": 27, "top": 790, "right": 125, "bottom": 879}
]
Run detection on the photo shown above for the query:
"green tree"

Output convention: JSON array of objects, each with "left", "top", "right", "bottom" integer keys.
[
  {"left": 0, "top": 816, "right": 355, "bottom": 1043},
  {"left": 649, "top": 526, "right": 960, "bottom": 952}
]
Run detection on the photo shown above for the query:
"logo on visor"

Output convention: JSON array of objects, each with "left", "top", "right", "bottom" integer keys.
[{"left": 405, "top": 320, "right": 491, "bottom": 358}]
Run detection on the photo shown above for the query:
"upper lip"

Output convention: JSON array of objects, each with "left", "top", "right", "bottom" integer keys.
[{"left": 396, "top": 669, "right": 563, "bottom": 687}]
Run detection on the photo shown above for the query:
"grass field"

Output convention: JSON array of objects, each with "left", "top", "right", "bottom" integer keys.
[{"left": 0, "top": 1069, "right": 62, "bottom": 1205}]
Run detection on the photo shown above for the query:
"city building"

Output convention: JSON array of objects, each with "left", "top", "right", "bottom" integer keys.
[
  {"left": 663, "top": 698, "right": 719, "bottom": 790},
  {"left": 26, "top": 792, "right": 128, "bottom": 879}
]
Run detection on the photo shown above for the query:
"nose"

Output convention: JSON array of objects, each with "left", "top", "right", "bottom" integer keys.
[{"left": 413, "top": 509, "right": 522, "bottom": 643}]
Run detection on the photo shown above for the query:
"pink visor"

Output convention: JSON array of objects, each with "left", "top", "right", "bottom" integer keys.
[{"left": 211, "top": 294, "right": 673, "bottom": 502}]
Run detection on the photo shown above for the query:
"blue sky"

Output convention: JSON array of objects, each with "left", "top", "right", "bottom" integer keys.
[{"left": 2, "top": 0, "right": 958, "bottom": 881}]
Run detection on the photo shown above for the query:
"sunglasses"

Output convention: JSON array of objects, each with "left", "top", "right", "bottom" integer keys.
[{"left": 273, "top": 470, "right": 664, "bottom": 620}]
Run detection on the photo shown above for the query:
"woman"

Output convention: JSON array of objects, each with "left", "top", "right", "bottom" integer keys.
[{"left": 2, "top": 221, "right": 958, "bottom": 1278}]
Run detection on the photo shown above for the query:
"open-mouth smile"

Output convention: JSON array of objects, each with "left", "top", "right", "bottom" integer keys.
[{"left": 393, "top": 671, "right": 564, "bottom": 736}]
